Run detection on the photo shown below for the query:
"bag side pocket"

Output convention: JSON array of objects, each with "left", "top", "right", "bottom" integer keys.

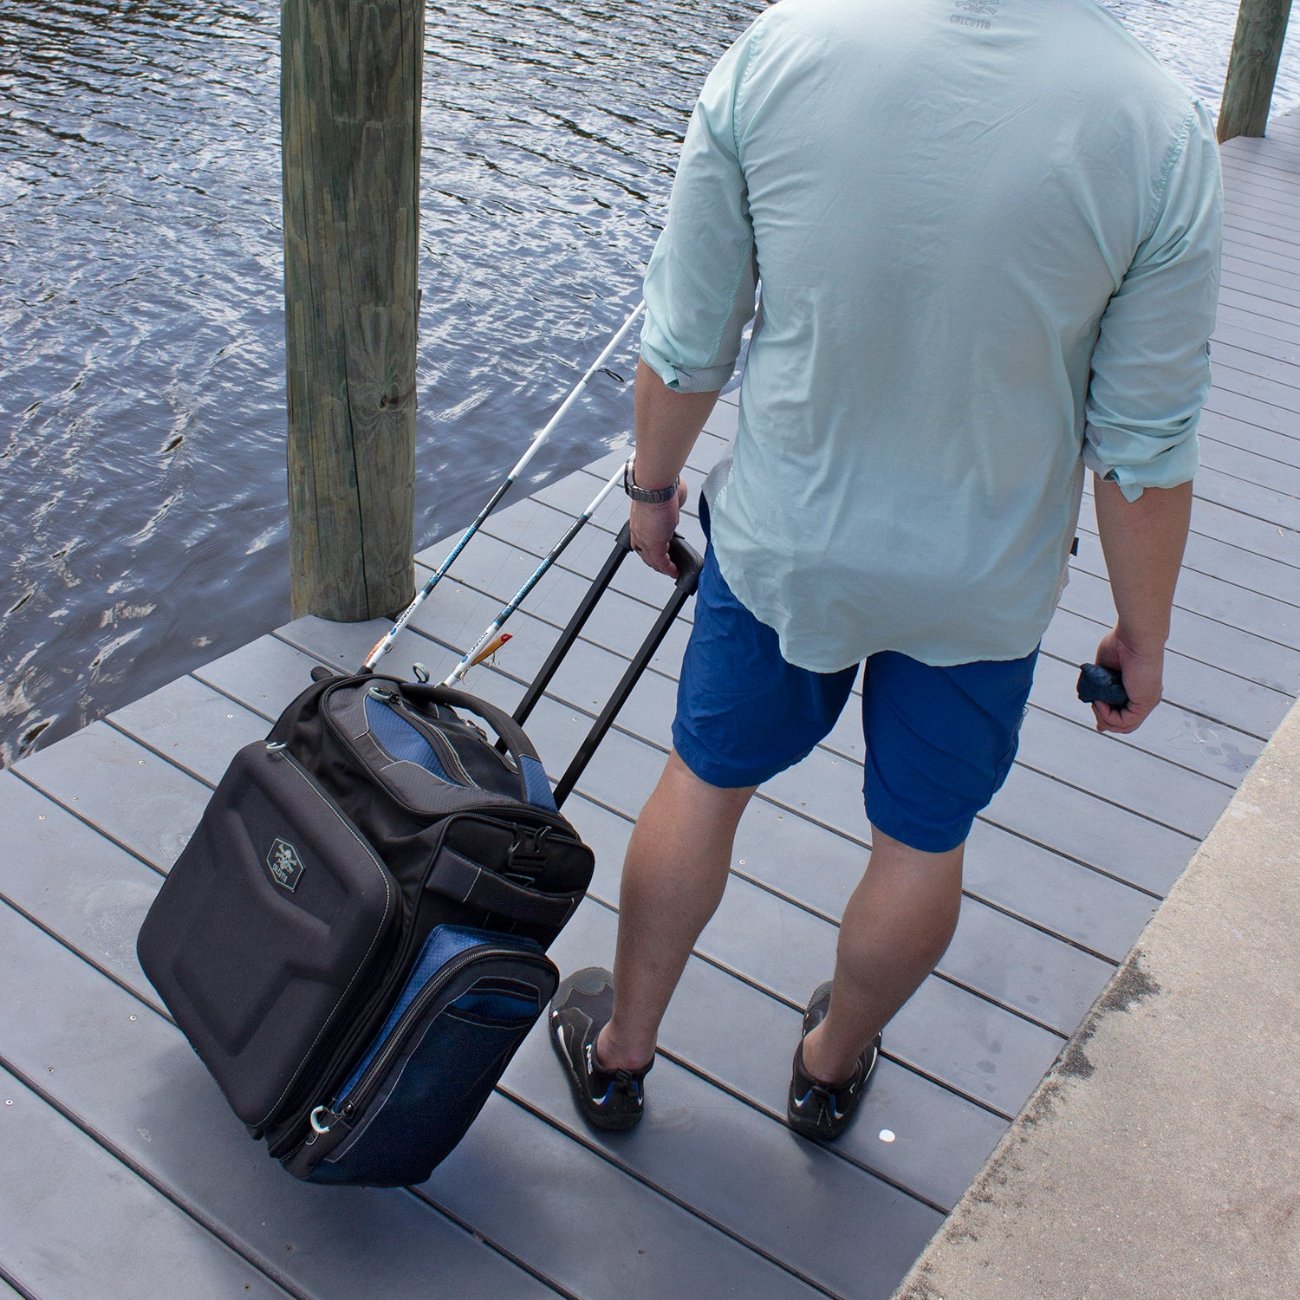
[{"left": 286, "top": 925, "right": 557, "bottom": 1186}]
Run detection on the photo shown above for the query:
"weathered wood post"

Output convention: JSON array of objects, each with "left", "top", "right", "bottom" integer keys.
[
  {"left": 1219, "top": 0, "right": 1295, "bottom": 142},
  {"left": 282, "top": 0, "right": 423, "bottom": 620}
]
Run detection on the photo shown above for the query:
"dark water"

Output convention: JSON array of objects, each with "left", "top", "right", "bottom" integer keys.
[{"left": 2, "top": 0, "right": 1298, "bottom": 766}]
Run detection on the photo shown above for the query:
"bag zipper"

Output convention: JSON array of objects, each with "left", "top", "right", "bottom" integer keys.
[
  {"left": 366, "top": 685, "right": 481, "bottom": 788},
  {"left": 304, "top": 940, "right": 552, "bottom": 1140},
  {"left": 322, "top": 679, "right": 548, "bottom": 822},
  {"left": 387, "top": 687, "right": 522, "bottom": 783}
]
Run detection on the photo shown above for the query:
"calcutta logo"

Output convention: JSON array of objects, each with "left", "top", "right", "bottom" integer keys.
[
  {"left": 266, "top": 838, "right": 305, "bottom": 892},
  {"left": 952, "top": 0, "right": 998, "bottom": 30}
]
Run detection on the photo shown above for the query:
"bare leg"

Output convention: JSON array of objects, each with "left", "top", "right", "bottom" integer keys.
[
  {"left": 799, "top": 826, "right": 964, "bottom": 1084},
  {"left": 596, "top": 749, "right": 755, "bottom": 1071}
]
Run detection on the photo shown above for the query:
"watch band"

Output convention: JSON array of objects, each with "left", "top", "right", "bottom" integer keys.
[{"left": 622, "top": 456, "right": 680, "bottom": 504}]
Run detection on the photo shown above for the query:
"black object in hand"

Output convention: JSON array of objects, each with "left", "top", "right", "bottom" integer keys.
[{"left": 1076, "top": 663, "right": 1129, "bottom": 709}]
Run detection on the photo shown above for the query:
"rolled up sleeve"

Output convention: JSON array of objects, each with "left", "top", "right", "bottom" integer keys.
[
  {"left": 1084, "top": 100, "right": 1222, "bottom": 501},
  {"left": 641, "top": 29, "right": 760, "bottom": 394}
]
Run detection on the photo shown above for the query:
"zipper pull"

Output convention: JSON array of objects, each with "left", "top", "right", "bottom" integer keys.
[{"left": 309, "top": 1104, "right": 338, "bottom": 1136}]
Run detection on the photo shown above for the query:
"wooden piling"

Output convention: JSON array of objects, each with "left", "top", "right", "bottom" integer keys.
[
  {"left": 1218, "top": 0, "right": 1294, "bottom": 142},
  {"left": 282, "top": 0, "right": 424, "bottom": 620}
]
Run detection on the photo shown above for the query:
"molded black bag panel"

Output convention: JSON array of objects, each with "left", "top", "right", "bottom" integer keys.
[{"left": 137, "top": 741, "right": 399, "bottom": 1129}]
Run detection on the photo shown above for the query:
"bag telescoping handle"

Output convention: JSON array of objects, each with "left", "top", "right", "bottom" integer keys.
[
  {"left": 399, "top": 682, "right": 553, "bottom": 807},
  {"left": 513, "top": 522, "right": 703, "bottom": 807}
]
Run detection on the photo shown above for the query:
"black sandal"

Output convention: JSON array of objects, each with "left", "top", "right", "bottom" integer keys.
[
  {"left": 786, "top": 981, "right": 880, "bottom": 1140},
  {"left": 549, "top": 967, "right": 652, "bottom": 1132}
]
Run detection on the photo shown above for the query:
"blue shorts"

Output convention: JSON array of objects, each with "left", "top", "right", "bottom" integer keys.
[{"left": 672, "top": 535, "right": 1038, "bottom": 854}]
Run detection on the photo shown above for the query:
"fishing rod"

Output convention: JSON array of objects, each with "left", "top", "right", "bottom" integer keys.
[
  {"left": 362, "top": 298, "right": 646, "bottom": 672},
  {"left": 441, "top": 464, "right": 624, "bottom": 686}
]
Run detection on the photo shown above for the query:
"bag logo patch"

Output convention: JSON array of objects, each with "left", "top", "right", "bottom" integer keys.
[{"left": 266, "top": 838, "right": 305, "bottom": 892}]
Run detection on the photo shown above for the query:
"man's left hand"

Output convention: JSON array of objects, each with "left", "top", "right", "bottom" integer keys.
[{"left": 1090, "top": 626, "right": 1164, "bottom": 734}]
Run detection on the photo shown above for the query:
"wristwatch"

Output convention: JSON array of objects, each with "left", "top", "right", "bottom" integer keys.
[{"left": 622, "top": 456, "right": 680, "bottom": 504}]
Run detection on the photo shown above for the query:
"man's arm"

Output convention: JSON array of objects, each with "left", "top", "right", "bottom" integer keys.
[
  {"left": 628, "top": 23, "right": 759, "bottom": 577},
  {"left": 1090, "top": 474, "right": 1193, "bottom": 734},
  {"left": 627, "top": 359, "right": 719, "bottom": 578},
  {"left": 1082, "top": 99, "right": 1219, "bottom": 734}
]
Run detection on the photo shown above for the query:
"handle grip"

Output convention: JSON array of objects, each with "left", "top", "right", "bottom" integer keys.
[{"left": 664, "top": 530, "right": 703, "bottom": 594}]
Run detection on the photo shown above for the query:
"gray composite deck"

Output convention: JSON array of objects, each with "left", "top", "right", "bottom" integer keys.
[{"left": 4, "top": 114, "right": 1300, "bottom": 1299}]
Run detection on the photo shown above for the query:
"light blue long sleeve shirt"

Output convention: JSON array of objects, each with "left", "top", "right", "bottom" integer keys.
[{"left": 640, "top": 0, "right": 1222, "bottom": 671}]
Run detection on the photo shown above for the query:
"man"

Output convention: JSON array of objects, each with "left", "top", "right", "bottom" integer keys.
[{"left": 550, "top": 0, "right": 1221, "bottom": 1139}]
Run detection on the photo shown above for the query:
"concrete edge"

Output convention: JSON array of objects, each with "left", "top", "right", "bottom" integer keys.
[{"left": 893, "top": 695, "right": 1300, "bottom": 1299}]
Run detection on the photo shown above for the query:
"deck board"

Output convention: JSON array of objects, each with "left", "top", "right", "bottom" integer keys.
[
  {"left": 1215, "top": 297, "right": 1300, "bottom": 346},
  {"left": 109, "top": 621, "right": 951, "bottom": 1285},
  {"left": 0, "top": 1064, "right": 292, "bottom": 1300},
  {"left": 1028, "top": 649, "right": 1260, "bottom": 784},
  {"left": 1069, "top": 531, "right": 1300, "bottom": 660},
  {"left": 0, "top": 901, "right": 555, "bottom": 1299},
  {"left": 1211, "top": 340, "right": 1300, "bottom": 401},
  {"left": 1042, "top": 607, "right": 1287, "bottom": 741},
  {"left": 3, "top": 734, "right": 826, "bottom": 1298},
  {"left": 5, "top": 106, "right": 1300, "bottom": 1300}
]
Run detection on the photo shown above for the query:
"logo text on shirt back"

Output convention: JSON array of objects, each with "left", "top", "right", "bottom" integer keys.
[{"left": 952, "top": 0, "right": 999, "bottom": 31}]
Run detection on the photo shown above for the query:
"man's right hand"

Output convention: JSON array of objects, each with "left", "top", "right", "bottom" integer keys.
[
  {"left": 1089, "top": 626, "right": 1164, "bottom": 734},
  {"left": 629, "top": 481, "right": 689, "bottom": 578}
]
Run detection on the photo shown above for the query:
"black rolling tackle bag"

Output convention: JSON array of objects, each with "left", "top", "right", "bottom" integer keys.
[{"left": 137, "top": 524, "right": 701, "bottom": 1186}]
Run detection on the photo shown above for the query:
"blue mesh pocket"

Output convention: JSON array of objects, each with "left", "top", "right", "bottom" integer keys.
[{"left": 364, "top": 695, "right": 457, "bottom": 783}]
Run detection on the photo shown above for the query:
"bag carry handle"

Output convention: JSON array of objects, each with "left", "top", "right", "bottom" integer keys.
[
  {"left": 425, "top": 847, "right": 580, "bottom": 930},
  {"left": 398, "top": 683, "right": 555, "bottom": 809}
]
